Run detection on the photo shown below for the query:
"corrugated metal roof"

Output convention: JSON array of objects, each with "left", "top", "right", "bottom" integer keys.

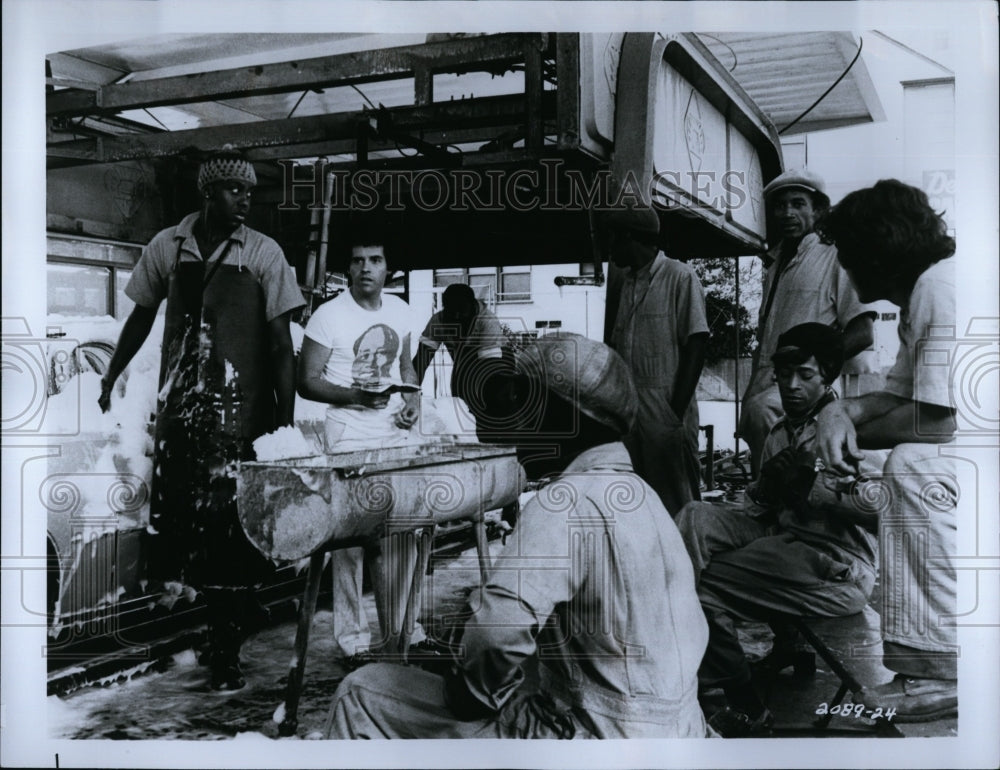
[{"left": 695, "top": 31, "right": 885, "bottom": 134}]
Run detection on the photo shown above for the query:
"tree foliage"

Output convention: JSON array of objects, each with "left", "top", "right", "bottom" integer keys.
[{"left": 691, "top": 257, "right": 760, "bottom": 363}]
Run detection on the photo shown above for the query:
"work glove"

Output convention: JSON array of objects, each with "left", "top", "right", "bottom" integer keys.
[
  {"left": 753, "top": 446, "right": 798, "bottom": 505},
  {"left": 781, "top": 450, "right": 820, "bottom": 512}
]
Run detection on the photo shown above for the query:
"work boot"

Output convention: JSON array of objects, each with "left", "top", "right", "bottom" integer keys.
[
  {"left": 408, "top": 637, "right": 455, "bottom": 675},
  {"left": 204, "top": 587, "right": 247, "bottom": 691},
  {"left": 859, "top": 674, "right": 957, "bottom": 723},
  {"left": 708, "top": 706, "right": 775, "bottom": 738},
  {"left": 337, "top": 650, "right": 377, "bottom": 673},
  {"left": 208, "top": 617, "right": 246, "bottom": 691}
]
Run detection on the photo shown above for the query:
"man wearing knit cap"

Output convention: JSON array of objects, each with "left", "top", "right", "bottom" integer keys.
[
  {"left": 99, "top": 146, "right": 304, "bottom": 690},
  {"left": 325, "top": 333, "right": 709, "bottom": 738},
  {"left": 740, "top": 168, "right": 877, "bottom": 477},
  {"left": 675, "top": 322, "right": 881, "bottom": 737},
  {"left": 601, "top": 202, "right": 710, "bottom": 516}
]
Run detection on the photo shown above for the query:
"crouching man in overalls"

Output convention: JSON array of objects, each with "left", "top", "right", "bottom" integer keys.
[{"left": 324, "top": 333, "right": 710, "bottom": 738}]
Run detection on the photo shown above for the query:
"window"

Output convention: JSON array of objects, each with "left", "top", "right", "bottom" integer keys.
[
  {"left": 468, "top": 272, "right": 496, "bottom": 302},
  {"left": 499, "top": 266, "right": 531, "bottom": 302},
  {"left": 48, "top": 263, "right": 112, "bottom": 317},
  {"left": 47, "top": 236, "right": 142, "bottom": 319},
  {"left": 115, "top": 268, "right": 135, "bottom": 319},
  {"left": 433, "top": 269, "right": 465, "bottom": 288},
  {"left": 384, "top": 272, "right": 407, "bottom": 295},
  {"left": 432, "top": 266, "right": 532, "bottom": 304}
]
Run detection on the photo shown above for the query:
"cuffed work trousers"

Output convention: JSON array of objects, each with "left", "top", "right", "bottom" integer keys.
[
  {"left": 878, "top": 443, "right": 958, "bottom": 679},
  {"left": 675, "top": 501, "right": 874, "bottom": 689}
]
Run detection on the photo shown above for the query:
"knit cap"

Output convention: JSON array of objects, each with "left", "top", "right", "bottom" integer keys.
[{"left": 197, "top": 145, "right": 257, "bottom": 192}]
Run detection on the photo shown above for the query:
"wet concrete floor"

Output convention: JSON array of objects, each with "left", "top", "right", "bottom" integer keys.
[{"left": 49, "top": 539, "right": 957, "bottom": 741}]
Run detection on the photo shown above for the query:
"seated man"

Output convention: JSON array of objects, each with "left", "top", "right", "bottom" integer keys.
[
  {"left": 325, "top": 333, "right": 709, "bottom": 738},
  {"left": 676, "top": 323, "right": 881, "bottom": 737},
  {"left": 816, "top": 179, "right": 958, "bottom": 722}
]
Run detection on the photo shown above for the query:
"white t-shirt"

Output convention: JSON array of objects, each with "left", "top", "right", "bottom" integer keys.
[
  {"left": 884, "top": 258, "right": 956, "bottom": 409},
  {"left": 303, "top": 290, "right": 417, "bottom": 447}
]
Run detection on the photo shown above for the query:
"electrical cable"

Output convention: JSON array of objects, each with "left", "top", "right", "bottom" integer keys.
[
  {"left": 778, "top": 36, "right": 864, "bottom": 135},
  {"left": 351, "top": 84, "right": 377, "bottom": 109},
  {"left": 286, "top": 90, "right": 309, "bottom": 120},
  {"left": 699, "top": 34, "right": 739, "bottom": 73},
  {"left": 394, "top": 141, "right": 419, "bottom": 157}
]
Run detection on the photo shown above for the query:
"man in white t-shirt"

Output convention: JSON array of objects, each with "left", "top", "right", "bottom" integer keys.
[
  {"left": 298, "top": 235, "right": 430, "bottom": 667},
  {"left": 816, "top": 179, "right": 958, "bottom": 723}
]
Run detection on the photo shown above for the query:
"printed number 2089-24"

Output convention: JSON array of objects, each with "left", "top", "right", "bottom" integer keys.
[{"left": 815, "top": 703, "right": 897, "bottom": 721}]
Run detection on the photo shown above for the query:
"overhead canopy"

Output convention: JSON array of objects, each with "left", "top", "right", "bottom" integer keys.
[
  {"left": 47, "top": 31, "right": 885, "bottom": 159},
  {"left": 44, "top": 31, "right": 885, "bottom": 268},
  {"left": 695, "top": 31, "right": 885, "bottom": 135},
  {"left": 46, "top": 33, "right": 537, "bottom": 166}
]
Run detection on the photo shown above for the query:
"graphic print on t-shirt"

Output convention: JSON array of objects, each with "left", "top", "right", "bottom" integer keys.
[{"left": 351, "top": 323, "right": 400, "bottom": 389}]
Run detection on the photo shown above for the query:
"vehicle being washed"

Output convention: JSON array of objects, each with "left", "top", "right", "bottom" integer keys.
[{"left": 43, "top": 314, "right": 163, "bottom": 671}]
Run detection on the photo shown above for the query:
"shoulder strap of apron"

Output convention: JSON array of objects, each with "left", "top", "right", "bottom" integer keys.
[
  {"left": 172, "top": 234, "right": 236, "bottom": 291},
  {"left": 202, "top": 239, "right": 236, "bottom": 289}
]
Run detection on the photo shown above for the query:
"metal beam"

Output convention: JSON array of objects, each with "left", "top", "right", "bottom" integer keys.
[
  {"left": 414, "top": 63, "right": 434, "bottom": 106},
  {"left": 47, "top": 33, "right": 548, "bottom": 118},
  {"left": 47, "top": 92, "right": 557, "bottom": 168},
  {"left": 555, "top": 33, "right": 581, "bottom": 151},
  {"left": 240, "top": 122, "right": 539, "bottom": 163},
  {"left": 525, "top": 40, "right": 544, "bottom": 154}
]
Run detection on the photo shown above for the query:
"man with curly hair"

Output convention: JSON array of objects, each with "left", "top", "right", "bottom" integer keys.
[
  {"left": 298, "top": 231, "right": 433, "bottom": 668},
  {"left": 816, "top": 179, "right": 958, "bottom": 722}
]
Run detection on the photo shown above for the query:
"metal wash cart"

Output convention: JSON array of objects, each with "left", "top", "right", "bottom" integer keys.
[{"left": 237, "top": 442, "right": 524, "bottom": 735}]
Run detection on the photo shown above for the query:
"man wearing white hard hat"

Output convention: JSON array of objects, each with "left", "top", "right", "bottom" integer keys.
[
  {"left": 325, "top": 333, "right": 709, "bottom": 738},
  {"left": 740, "top": 168, "right": 877, "bottom": 477},
  {"left": 100, "top": 146, "right": 305, "bottom": 690}
]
